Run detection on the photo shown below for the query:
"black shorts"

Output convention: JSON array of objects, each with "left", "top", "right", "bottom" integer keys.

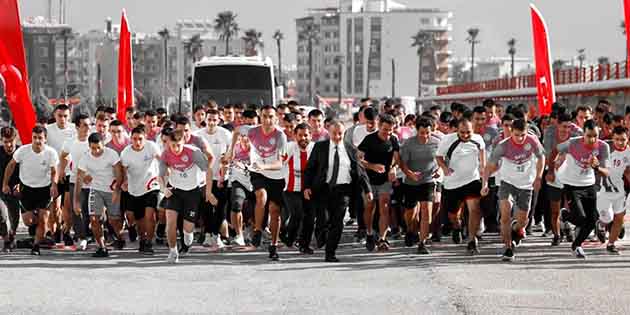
[
  {"left": 442, "top": 180, "right": 481, "bottom": 214},
  {"left": 250, "top": 172, "right": 285, "bottom": 206},
  {"left": 127, "top": 190, "right": 159, "bottom": 220},
  {"left": 547, "top": 185, "right": 564, "bottom": 202},
  {"left": 20, "top": 184, "right": 52, "bottom": 212},
  {"left": 164, "top": 187, "right": 201, "bottom": 222},
  {"left": 403, "top": 182, "right": 436, "bottom": 208},
  {"left": 58, "top": 175, "right": 70, "bottom": 193},
  {"left": 120, "top": 191, "right": 130, "bottom": 212}
]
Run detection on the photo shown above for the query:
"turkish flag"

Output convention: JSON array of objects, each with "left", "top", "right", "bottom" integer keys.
[
  {"left": 0, "top": 0, "right": 37, "bottom": 144},
  {"left": 530, "top": 4, "right": 556, "bottom": 116},
  {"left": 117, "top": 9, "right": 133, "bottom": 124}
]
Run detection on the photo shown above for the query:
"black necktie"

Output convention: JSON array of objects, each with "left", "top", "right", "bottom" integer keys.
[{"left": 330, "top": 144, "right": 340, "bottom": 185}]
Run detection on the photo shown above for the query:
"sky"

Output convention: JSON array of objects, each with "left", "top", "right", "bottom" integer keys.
[{"left": 19, "top": 0, "right": 627, "bottom": 66}]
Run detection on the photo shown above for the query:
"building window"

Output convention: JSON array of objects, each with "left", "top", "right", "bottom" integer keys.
[
  {"left": 421, "top": 18, "right": 430, "bottom": 25},
  {"left": 369, "top": 17, "right": 382, "bottom": 80}
]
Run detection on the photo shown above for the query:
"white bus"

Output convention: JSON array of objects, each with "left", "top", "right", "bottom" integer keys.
[{"left": 192, "top": 56, "right": 282, "bottom": 107}]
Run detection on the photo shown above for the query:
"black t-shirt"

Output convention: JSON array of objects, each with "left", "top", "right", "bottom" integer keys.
[
  {"left": 0, "top": 145, "right": 20, "bottom": 188},
  {"left": 358, "top": 132, "right": 399, "bottom": 185}
]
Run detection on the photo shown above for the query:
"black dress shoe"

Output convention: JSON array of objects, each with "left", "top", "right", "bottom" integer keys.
[{"left": 325, "top": 255, "right": 339, "bottom": 262}]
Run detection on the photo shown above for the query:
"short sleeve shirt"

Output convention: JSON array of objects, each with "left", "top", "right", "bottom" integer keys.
[
  {"left": 557, "top": 137, "right": 610, "bottom": 187},
  {"left": 490, "top": 135, "right": 544, "bottom": 189},
  {"left": 14, "top": 144, "right": 58, "bottom": 188},
  {"left": 121, "top": 142, "right": 161, "bottom": 196},
  {"left": 247, "top": 126, "right": 287, "bottom": 180},
  {"left": 77, "top": 147, "right": 120, "bottom": 193},
  {"left": 358, "top": 132, "right": 400, "bottom": 185}
]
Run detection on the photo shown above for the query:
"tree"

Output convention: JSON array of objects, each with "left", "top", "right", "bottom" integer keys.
[
  {"left": 466, "top": 28, "right": 480, "bottom": 82},
  {"left": 411, "top": 30, "right": 434, "bottom": 97},
  {"left": 242, "top": 28, "right": 264, "bottom": 57},
  {"left": 507, "top": 38, "right": 516, "bottom": 78},
  {"left": 273, "top": 30, "right": 284, "bottom": 87},
  {"left": 214, "top": 11, "right": 239, "bottom": 55},
  {"left": 184, "top": 33, "right": 203, "bottom": 63},
  {"left": 552, "top": 59, "right": 566, "bottom": 72},
  {"left": 577, "top": 48, "right": 586, "bottom": 82},
  {"left": 59, "top": 28, "right": 73, "bottom": 102},
  {"left": 598, "top": 56, "right": 610, "bottom": 65},
  {"left": 158, "top": 27, "right": 170, "bottom": 108},
  {"left": 298, "top": 21, "right": 320, "bottom": 106}
]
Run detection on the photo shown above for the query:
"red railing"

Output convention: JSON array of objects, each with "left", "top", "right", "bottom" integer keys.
[{"left": 437, "top": 61, "right": 630, "bottom": 95}]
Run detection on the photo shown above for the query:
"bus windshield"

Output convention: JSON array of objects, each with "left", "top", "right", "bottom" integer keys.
[{"left": 192, "top": 65, "right": 273, "bottom": 106}]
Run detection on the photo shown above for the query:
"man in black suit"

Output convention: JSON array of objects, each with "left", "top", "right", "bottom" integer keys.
[{"left": 304, "top": 120, "right": 372, "bottom": 262}]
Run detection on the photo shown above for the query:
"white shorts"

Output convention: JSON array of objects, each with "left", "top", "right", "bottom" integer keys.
[{"left": 596, "top": 192, "right": 626, "bottom": 224}]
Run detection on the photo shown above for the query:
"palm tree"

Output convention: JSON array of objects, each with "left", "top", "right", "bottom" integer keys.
[
  {"left": 242, "top": 29, "right": 264, "bottom": 57},
  {"left": 598, "top": 56, "right": 610, "bottom": 65},
  {"left": 158, "top": 27, "right": 170, "bottom": 108},
  {"left": 411, "top": 30, "right": 434, "bottom": 97},
  {"left": 507, "top": 38, "right": 516, "bottom": 78},
  {"left": 184, "top": 33, "right": 203, "bottom": 63},
  {"left": 466, "top": 28, "right": 480, "bottom": 82},
  {"left": 273, "top": 30, "right": 284, "bottom": 86},
  {"left": 298, "top": 21, "right": 321, "bottom": 106},
  {"left": 552, "top": 59, "right": 566, "bottom": 72},
  {"left": 214, "top": 11, "right": 239, "bottom": 55}
]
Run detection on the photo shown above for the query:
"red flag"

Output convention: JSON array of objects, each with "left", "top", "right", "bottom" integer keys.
[
  {"left": 117, "top": 9, "right": 133, "bottom": 124},
  {"left": 0, "top": 0, "right": 37, "bottom": 144},
  {"left": 624, "top": 0, "right": 630, "bottom": 75},
  {"left": 530, "top": 4, "right": 556, "bottom": 116}
]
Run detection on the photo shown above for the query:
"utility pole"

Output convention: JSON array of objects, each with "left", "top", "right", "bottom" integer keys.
[{"left": 391, "top": 59, "right": 395, "bottom": 97}]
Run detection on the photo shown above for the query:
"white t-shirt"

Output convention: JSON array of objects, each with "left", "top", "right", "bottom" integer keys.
[
  {"left": 247, "top": 126, "right": 288, "bottom": 180},
  {"left": 13, "top": 144, "right": 59, "bottom": 188},
  {"left": 599, "top": 144, "right": 630, "bottom": 194},
  {"left": 436, "top": 133, "right": 485, "bottom": 190},
  {"left": 352, "top": 125, "right": 377, "bottom": 148},
  {"left": 121, "top": 142, "right": 161, "bottom": 197},
  {"left": 490, "top": 135, "right": 545, "bottom": 189},
  {"left": 46, "top": 123, "right": 76, "bottom": 154},
  {"left": 77, "top": 147, "right": 120, "bottom": 193},
  {"left": 557, "top": 137, "right": 610, "bottom": 187},
  {"left": 195, "top": 127, "right": 232, "bottom": 181},
  {"left": 61, "top": 138, "right": 90, "bottom": 184}
]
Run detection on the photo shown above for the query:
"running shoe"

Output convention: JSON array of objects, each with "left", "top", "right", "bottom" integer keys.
[
  {"left": 299, "top": 245, "right": 314, "bottom": 255},
  {"left": 233, "top": 234, "right": 246, "bottom": 246},
  {"left": 501, "top": 247, "right": 515, "bottom": 262},
  {"left": 77, "top": 239, "right": 88, "bottom": 251},
  {"left": 251, "top": 230, "right": 263, "bottom": 248},
  {"left": 112, "top": 239, "right": 125, "bottom": 250},
  {"left": 595, "top": 220, "right": 607, "bottom": 243},
  {"left": 63, "top": 232, "right": 74, "bottom": 246},
  {"left": 92, "top": 247, "right": 109, "bottom": 258},
  {"left": 607, "top": 244, "right": 620, "bottom": 255},
  {"left": 417, "top": 241, "right": 430, "bottom": 255},
  {"left": 511, "top": 221, "right": 525, "bottom": 247},
  {"left": 452, "top": 229, "right": 462, "bottom": 244},
  {"left": 551, "top": 235, "right": 560, "bottom": 246},
  {"left": 573, "top": 246, "right": 586, "bottom": 259},
  {"left": 268, "top": 245, "right": 279, "bottom": 261},
  {"left": 143, "top": 241, "right": 155, "bottom": 256},
  {"left": 179, "top": 242, "right": 191, "bottom": 256},
  {"left": 215, "top": 235, "right": 225, "bottom": 249},
  {"left": 404, "top": 232, "right": 415, "bottom": 247},
  {"left": 166, "top": 249, "right": 179, "bottom": 264},
  {"left": 365, "top": 234, "right": 376, "bottom": 252},
  {"left": 31, "top": 244, "right": 40, "bottom": 256},
  {"left": 202, "top": 233, "right": 215, "bottom": 247},
  {"left": 377, "top": 239, "right": 390, "bottom": 251},
  {"left": 467, "top": 239, "right": 480, "bottom": 256}
]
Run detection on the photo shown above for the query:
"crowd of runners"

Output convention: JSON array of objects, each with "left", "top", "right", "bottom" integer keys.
[{"left": 0, "top": 97, "right": 627, "bottom": 263}]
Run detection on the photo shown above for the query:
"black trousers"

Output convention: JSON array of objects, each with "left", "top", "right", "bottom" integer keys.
[
  {"left": 480, "top": 177, "right": 499, "bottom": 231},
  {"left": 564, "top": 184, "right": 598, "bottom": 248},
  {"left": 0, "top": 193, "right": 20, "bottom": 237},
  {"left": 201, "top": 182, "right": 228, "bottom": 235},
  {"left": 319, "top": 184, "right": 351, "bottom": 256},
  {"left": 283, "top": 191, "right": 314, "bottom": 247}
]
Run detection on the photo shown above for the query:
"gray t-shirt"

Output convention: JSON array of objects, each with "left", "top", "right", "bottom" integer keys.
[{"left": 400, "top": 135, "right": 440, "bottom": 185}]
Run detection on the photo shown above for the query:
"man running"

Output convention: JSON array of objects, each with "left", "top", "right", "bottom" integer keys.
[
  {"left": 247, "top": 105, "right": 287, "bottom": 261},
  {"left": 399, "top": 117, "right": 440, "bottom": 254},
  {"left": 358, "top": 113, "right": 400, "bottom": 251},
  {"left": 436, "top": 118, "right": 486, "bottom": 255},
  {"left": 75, "top": 133, "right": 123, "bottom": 257},
  {"left": 483, "top": 119, "right": 545, "bottom": 261},
  {"left": 555, "top": 119, "right": 610, "bottom": 258},
  {"left": 121, "top": 126, "right": 161, "bottom": 255},
  {"left": 3, "top": 126, "right": 59, "bottom": 255},
  {"left": 158, "top": 130, "right": 214, "bottom": 264},
  {"left": 0, "top": 127, "right": 20, "bottom": 252}
]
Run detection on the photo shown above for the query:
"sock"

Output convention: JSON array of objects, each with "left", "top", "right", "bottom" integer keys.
[
  {"left": 183, "top": 231, "right": 194, "bottom": 246},
  {"left": 170, "top": 246, "right": 177, "bottom": 253}
]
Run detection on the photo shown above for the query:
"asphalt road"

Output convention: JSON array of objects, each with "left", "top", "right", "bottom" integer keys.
[{"left": 1, "top": 227, "right": 630, "bottom": 315}]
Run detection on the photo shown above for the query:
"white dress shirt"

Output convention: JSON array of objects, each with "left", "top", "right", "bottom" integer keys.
[{"left": 326, "top": 141, "right": 352, "bottom": 185}]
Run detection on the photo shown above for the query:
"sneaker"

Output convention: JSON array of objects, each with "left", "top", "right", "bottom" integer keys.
[
  {"left": 620, "top": 226, "right": 626, "bottom": 239},
  {"left": 92, "top": 247, "right": 109, "bottom": 258},
  {"left": 53, "top": 229, "right": 62, "bottom": 243},
  {"left": 366, "top": 234, "right": 376, "bottom": 252},
  {"left": 233, "top": 234, "right": 246, "bottom": 246},
  {"left": 404, "top": 232, "right": 415, "bottom": 247},
  {"left": 3, "top": 240, "right": 12, "bottom": 252},
  {"left": 607, "top": 244, "right": 620, "bottom": 255},
  {"left": 166, "top": 249, "right": 179, "bottom": 264},
  {"left": 501, "top": 247, "right": 515, "bottom": 262},
  {"left": 511, "top": 221, "right": 525, "bottom": 247},
  {"left": 595, "top": 220, "right": 607, "bottom": 243},
  {"left": 417, "top": 241, "right": 430, "bottom": 255},
  {"left": 467, "top": 239, "right": 480, "bottom": 255},
  {"left": 377, "top": 239, "right": 390, "bottom": 251},
  {"left": 112, "top": 239, "right": 125, "bottom": 250},
  {"left": 452, "top": 229, "right": 462, "bottom": 244},
  {"left": 551, "top": 235, "right": 560, "bottom": 246},
  {"left": 215, "top": 235, "right": 225, "bottom": 249},
  {"left": 31, "top": 244, "right": 40, "bottom": 256},
  {"left": 268, "top": 245, "right": 279, "bottom": 261},
  {"left": 573, "top": 246, "right": 586, "bottom": 259},
  {"left": 251, "top": 230, "right": 263, "bottom": 248},
  {"left": 431, "top": 233, "right": 441, "bottom": 243},
  {"left": 77, "top": 239, "right": 88, "bottom": 251},
  {"left": 143, "top": 241, "right": 155, "bottom": 255},
  {"left": 128, "top": 225, "right": 138, "bottom": 242},
  {"left": 63, "top": 232, "right": 74, "bottom": 246},
  {"left": 179, "top": 243, "right": 191, "bottom": 256},
  {"left": 139, "top": 240, "right": 146, "bottom": 253},
  {"left": 345, "top": 219, "right": 356, "bottom": 226},
  {"left": 202, "top": 233, "right": 215, "bottom": 247},
  {"left": 299, "top": 245, "right": 314, "bottom": 255}
]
